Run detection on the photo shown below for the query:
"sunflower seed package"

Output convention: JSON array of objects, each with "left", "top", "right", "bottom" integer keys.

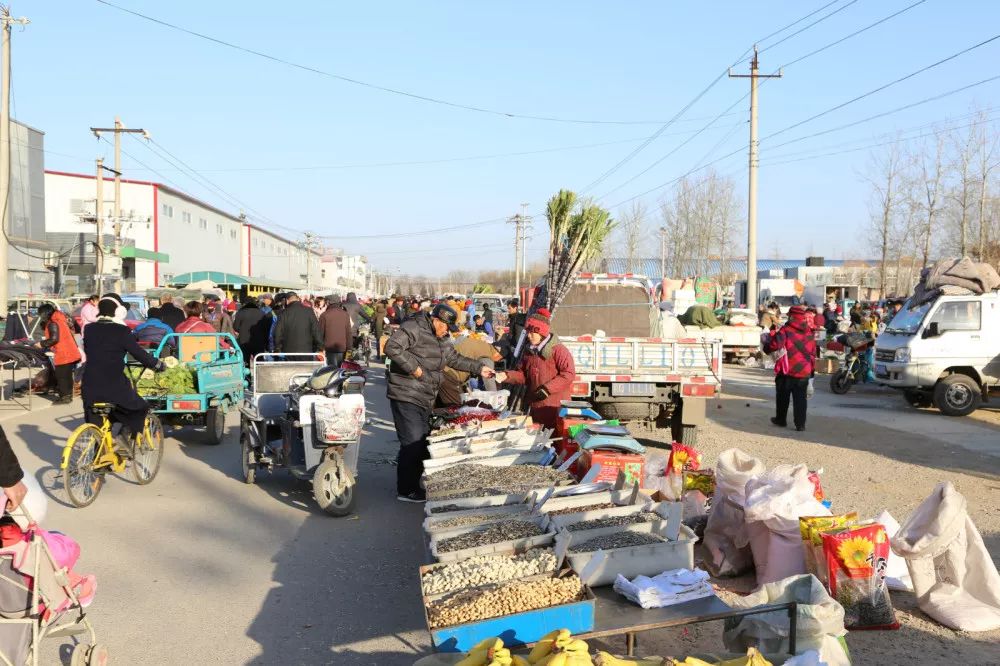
[
  {"left": 799, "top": 512, "right": 859, "bottom": 582},
  {"left": 822, "top": 523, "right": 900, "bottom": 630}
]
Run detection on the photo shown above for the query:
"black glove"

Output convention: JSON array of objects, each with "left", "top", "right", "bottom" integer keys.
[{"left": 532, "top": 386, "right": 550, "bottom": 402}]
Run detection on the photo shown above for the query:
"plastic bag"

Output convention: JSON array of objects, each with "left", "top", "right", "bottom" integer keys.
[
  {"left": 872, "top": 510, "right": 912, "bottom": 592},
  {"left": 806, "top": 378, "right": 815, "bottom": 399},
  {"left": 799, "top": 513, "right": 858, "bottom": 583},
  {"left": 723, "top": 574, "right": 850, "bottom": 666},
  {"left": 313, "top": 396, "right": 365, "bottom": 443},
  {"left": 891, "top": 481, "right": 1000, "bottom": 631},
  {"left": 668, "top": 442, "right": 701, "bottom": 474},
  {"left": 744, "top": 464, "right": 831, "bottom": 585},
  {"left": 702, "top": 449, "right": 765, "bottom": 577},
  {"left": 822, "top": 523, "right": 899, "bottom": 630}
]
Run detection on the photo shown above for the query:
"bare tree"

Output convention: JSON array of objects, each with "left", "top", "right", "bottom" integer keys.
[
  {"left": 864, "top": 142, "right": 905, "bottom": 298},
  {"left": 613, "top": 201, "right": 648, "bottom": 273},
  {"left": 974, "top": 112, "right": 1000, "bottom": 262},
  {"left": 916, "top": 133, "right": 946, "bottom": 269},
  {"left": 948, "top": 121, "right": 979, "bottom": 257}
]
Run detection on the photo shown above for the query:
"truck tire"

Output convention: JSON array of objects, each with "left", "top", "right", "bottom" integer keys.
[
  {"left": 675, "top": 424, "right": 698, "bottom": 446},
  {"left": 933, "top": 374, "right": 981, "bottom": 417}
]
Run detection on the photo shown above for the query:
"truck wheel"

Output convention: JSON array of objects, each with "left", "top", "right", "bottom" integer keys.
[
  {"left": 903, "top": 389, "right": 932, "bottom": 408},
  {"left": 241, "top": 433, "right": 257, "bottom": 484},
  {"left": 676, "top": 425, "right": 698, "bottom": 446},
  {"left": 933, "top": 375, "right": 981, "bottom": 417},
  {"left": 313, "top": 454, "right": 356, "bottom": 516},
  {"left": 206, "top": 407, "right": 226, "bottom": 445}
]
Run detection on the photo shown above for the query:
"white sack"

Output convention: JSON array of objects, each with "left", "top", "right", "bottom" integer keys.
[
  {"left": 873, "top": 509, "right": 913, "bottom": 592},
  {"left": 723, "top": 574, "right": 850, "bottom": 666},
  {"left": 743, "top": 464, "right": 830, "bottom": 585},
  {"left": 891, "top": 482, "right": 1000, "bottom": 631},
  {"left": 702, "top": 448, "right": 765, "bottom": 577}
]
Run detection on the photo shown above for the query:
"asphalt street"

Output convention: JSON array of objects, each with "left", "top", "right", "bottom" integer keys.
[
  {"left": 722, "top": 366, "right": 1000, "bottom": 457},
  {"left": 5, "top": 367, "right": 434, "bottom": 665}
]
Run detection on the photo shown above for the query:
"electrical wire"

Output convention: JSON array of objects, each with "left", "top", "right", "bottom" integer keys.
[
  {"left": 94, "top": 0, "right": 722, "bottom": 127},
  {"left": 597, "top": 0, "right": 936, "bottom": 202},
  {"left": 577, "top": 0, "right": 857, "bottom": 194},
  {"left": 316, "top": 217, "right": 513, "bottom": 241},
  {"left": 758, "top": 0, "right": 860, "bottom": 55},
  {"left": 763, "top": 33, "right": 1000, "bottom": 142}
]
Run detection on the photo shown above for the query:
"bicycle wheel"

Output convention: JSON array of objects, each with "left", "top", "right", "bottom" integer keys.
[
  {"left": 131, "top": 414, "right": 165, "bottom": 484},
  {"left": 62, "top": 424, "right": 107, "bottom": 508}
]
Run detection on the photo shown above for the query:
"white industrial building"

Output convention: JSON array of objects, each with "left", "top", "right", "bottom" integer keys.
[
  {"left": 44, "top": 171, "right": 322, "bottom": 294},
  {"left": 319, "top": 251, "right": 370, "bottom": 296}
]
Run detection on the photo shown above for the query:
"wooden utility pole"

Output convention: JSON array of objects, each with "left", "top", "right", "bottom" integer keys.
[
  {"left": 91, "top": 118, "right": 146, "bottom": 291},
  {"left": 730, "top": 46, "right": 781, "bottom": 311},
  {"left": 0, "top": 8, "right": 28, "bottom": 310},
  {"left": 659, "top": 226, "right": 667, "bottom": 279}
]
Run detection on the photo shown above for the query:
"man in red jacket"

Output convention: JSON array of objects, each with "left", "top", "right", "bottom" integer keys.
[
  {"left": 497, "top": 308, "right": 575, "bottom": 430},
  {"left": 764, "top": 305, "right": 816, "bottom": 432}
]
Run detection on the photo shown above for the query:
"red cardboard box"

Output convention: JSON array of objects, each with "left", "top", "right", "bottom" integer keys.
[
  {"left": 577, "top": 449, "right": 645, "bottom": 487},
  {"left": 555, "top": 417, "right": 600, "bottom": 456}
]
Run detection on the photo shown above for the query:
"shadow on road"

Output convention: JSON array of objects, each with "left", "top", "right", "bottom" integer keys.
[{"left": 243, "top": 367, "right": 432, "bottom": 664}]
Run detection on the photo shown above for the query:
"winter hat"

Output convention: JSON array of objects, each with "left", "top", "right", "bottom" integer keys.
[{"left": 525, "top": 308, "right": 552, "bottom": 336}]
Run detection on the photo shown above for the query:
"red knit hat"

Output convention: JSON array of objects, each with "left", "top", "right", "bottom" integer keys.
[{"left": 525, "top": 308, "right": 552, "bottom": 336}]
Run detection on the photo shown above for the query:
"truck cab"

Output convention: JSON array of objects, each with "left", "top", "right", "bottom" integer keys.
[{"left": 874, "top": 292, "right": 1000, "bottom": 416}]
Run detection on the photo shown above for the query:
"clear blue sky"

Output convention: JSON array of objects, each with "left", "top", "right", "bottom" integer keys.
[{"left": 14, "top": 1, "right": 1000, "bottom": 277}]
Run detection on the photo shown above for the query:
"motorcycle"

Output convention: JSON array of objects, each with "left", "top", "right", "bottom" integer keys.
[
  {"left": 829, "top": 332, "right": 875, "bottom": 395},
  {"left": 350, "top": 322, "right": 373, "bottom": 367},
  {"left": 240, "top": 355, "right": 367, "bottom": 516}
]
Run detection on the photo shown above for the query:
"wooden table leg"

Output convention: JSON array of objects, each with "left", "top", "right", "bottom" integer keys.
[{"left": 626, "top": 632, "right": 636, "bottom": 657}]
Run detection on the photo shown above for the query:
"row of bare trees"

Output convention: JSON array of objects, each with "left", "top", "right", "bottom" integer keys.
[
  {"left": 610, "top": 169, "right": 742, "bottom": 283},
  {"left": 867, "top": 109, "right": 999, "bottom": 297},
  {"left": 388, "top": 264, "right": 549, "bottom": 297}
]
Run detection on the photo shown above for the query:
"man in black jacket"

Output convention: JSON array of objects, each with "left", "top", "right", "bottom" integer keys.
[
  {"left": 157, "top": 294, "right": 185, "bottom": 330},
  {"left": 385, "top": 304, "right": 494, "bottom": 502},
  {"left": 273, "top": 293, "right": 323, "bottom": 356},
  {"left": 232, "top": 298, "right": 270, "bottom": 365}
]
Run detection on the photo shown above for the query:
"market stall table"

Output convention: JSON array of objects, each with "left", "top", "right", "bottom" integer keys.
[{"left": 574, "top": 586, "right": 798, "bottom": 657}]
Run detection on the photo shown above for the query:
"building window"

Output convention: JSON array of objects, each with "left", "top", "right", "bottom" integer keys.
[
  {"left": 199, "top": 218, "right": 207, "bottom": 230},
  {"left": 182, "top": 211, "right": 191, "bottom": 223},
  {"left": 162, "top": 204, "right": 173, "bottom": 217},
  {"left": 230, "top": 229, "right": 237, "bottom": 240},
  {"left": 216, "top": 223, "right": 223, "bottom": 235}
]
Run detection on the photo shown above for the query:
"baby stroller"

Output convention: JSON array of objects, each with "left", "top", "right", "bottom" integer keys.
[{"left": 0, "top": 506, "right": 103, "bottom": 666}]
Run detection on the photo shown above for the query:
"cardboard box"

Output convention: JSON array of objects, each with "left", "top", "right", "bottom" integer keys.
[
  {"left": 816, "top": 357, "right": 840, "bottom": 374},
  {"left": 577, "top": 449, "right": 645, "bottom": 487}
]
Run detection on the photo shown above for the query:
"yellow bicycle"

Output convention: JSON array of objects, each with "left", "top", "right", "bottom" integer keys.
[{"left": 60, "top": 403, "right": 165, "bottom": 508}]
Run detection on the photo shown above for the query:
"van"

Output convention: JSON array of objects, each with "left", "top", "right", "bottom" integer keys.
[{"left": 873, "top": 291, "right": 1000, "bottom": 416}]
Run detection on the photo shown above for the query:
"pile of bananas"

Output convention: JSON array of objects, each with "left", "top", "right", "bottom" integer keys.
[
  {"left": 594, "top": 653, "right": 665, "bottom": 665},
  {"left": 526, "top": 629, "right": 592, "bottom": 665},
  {"left": 456, "top": 638, "right": 529, "bottom": 666}
]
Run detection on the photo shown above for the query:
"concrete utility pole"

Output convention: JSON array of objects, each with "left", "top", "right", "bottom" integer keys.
[
  {"left": 91, "top": 118, "right": 146, "bottom": 292},
  {"left": 730, "top": 46, "right": 781, "bottom": 311},
  {"left": 519, "top": 202, "right": 530, "bottom": 280},
  {"left": 300, "top": 231, "right": 320, "bottom": 294},
  {"left": 659, "top": 226, "right": 667, "bottom": 279},
  {"left": 509, "top": 211, "right": 525, "bottom": 296},
  {"left": 95, "top": 159, "right": 104, "bottom": 292},
  {"left": 0, "top": 8, "right": 28, "bottom": 311}
]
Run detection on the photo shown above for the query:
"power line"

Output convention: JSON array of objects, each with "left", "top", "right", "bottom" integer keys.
[
  {"left": 597, "top": 0, "right": 934, "bottom": 201},
  {"left": 758, "top": 0, "right": 860, "bottom": 54},
  {"left": 766, "top": 72, "right": 1000, "bottom": 151},
  {"left": 764, "top": 32, "right": 1000, "bottom": 142},
  {"left": 94, "top": 0, "right": 723, "bottom": 127},
  {"left": 581, "top": 0, "right": 873, "bottom": 196},
  {"left": 316, "top": 217, "right": 514, "bottom": 241}
]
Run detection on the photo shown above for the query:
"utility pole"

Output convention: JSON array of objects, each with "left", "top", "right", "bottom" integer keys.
[
  {"left": 519, "top": 202, "right": 530, "bottom": 281},
  {"left": 91, "top": 118, "right": 146, "bottom": 292},
  {"left": 659, "top": 226, "right": 667, "bottom": 279},
  {"left": 95, "top": 159, "right": 104, "bottom": 293},
  {"left": 509, "top": 211, "right": 525, "bottom": 296},
  {"left": 0, "top": 9, "right": 28, "bottom": 311},
  {"left": 730, "top": 45, "right": 781, "bottom": 311},
  {"left": 300, "top": 231, "right": 320, "bottom": 294}
]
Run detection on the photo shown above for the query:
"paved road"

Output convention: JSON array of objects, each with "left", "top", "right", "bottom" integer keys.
[
  {"left": 722, "top": 366, "right": 1000, "bottom": 457},
  {"left": 6, "top": 367, "right": 433, "bottom": 665}
]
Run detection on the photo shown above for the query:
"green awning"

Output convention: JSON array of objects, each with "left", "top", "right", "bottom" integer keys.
[
  {"left": 168, "top": 271, "right": 305, "bottom": 290},
  {"left": 120, "top": 247, "right": 170, "bottom": 262}
]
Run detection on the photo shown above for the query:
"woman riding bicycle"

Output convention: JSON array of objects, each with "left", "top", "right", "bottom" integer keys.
[{"left": 80, "top": 295, "right": 164, "bottom": 441}]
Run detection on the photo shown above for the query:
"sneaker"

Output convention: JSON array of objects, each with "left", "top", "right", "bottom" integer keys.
[
  {"left": 396, "top": 491, "right": 426, "bottom": 503},
  {"left": 770, "top": 417, "right": 787, "bottom": 427},
  {"left": 53, "top": 396, "right": 73, "bottom": 405},
  {"left": 795, "top": 426, "right": 806, "bottom": 432}
]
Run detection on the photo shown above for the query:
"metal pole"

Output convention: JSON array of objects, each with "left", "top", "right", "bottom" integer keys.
[
  {"left": 112, "top": 116, "right": 122, "bottom": 291},
  {"left": 520, "top": 202, "right": 529, "bottom": 280},
  {"left": 730, "top": 46, "right": 781, "bottom": 311},
  {"left": 95, "top": 158, "right": 104, "bottom": 294},
  {"left": 659, "top": 226, "right": 666, "bottom": 279},
  {"left": 0, "top": 14, "right": 9, "bottom": 310}
]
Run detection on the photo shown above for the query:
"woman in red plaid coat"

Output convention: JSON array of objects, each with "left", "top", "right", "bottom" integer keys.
[{"left": 764, "top": 305, "right": 816, "bottom": 431}]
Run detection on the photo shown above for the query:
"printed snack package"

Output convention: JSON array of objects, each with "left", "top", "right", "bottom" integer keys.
[
  {"left": 799, "top": 513, "right": 859, "bottom": 581},
  {"left": 822, "top": 523, "right": 900, "bottom": 630}
]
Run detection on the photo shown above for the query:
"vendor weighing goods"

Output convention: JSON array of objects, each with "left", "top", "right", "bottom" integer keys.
[{"left": 420, "top": 549, "right": 559, "bottom": 597}]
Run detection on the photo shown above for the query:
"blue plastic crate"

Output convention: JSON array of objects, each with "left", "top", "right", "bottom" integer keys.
[{"left": 427, "top": 587, "right": 595, "bottom": 653}]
